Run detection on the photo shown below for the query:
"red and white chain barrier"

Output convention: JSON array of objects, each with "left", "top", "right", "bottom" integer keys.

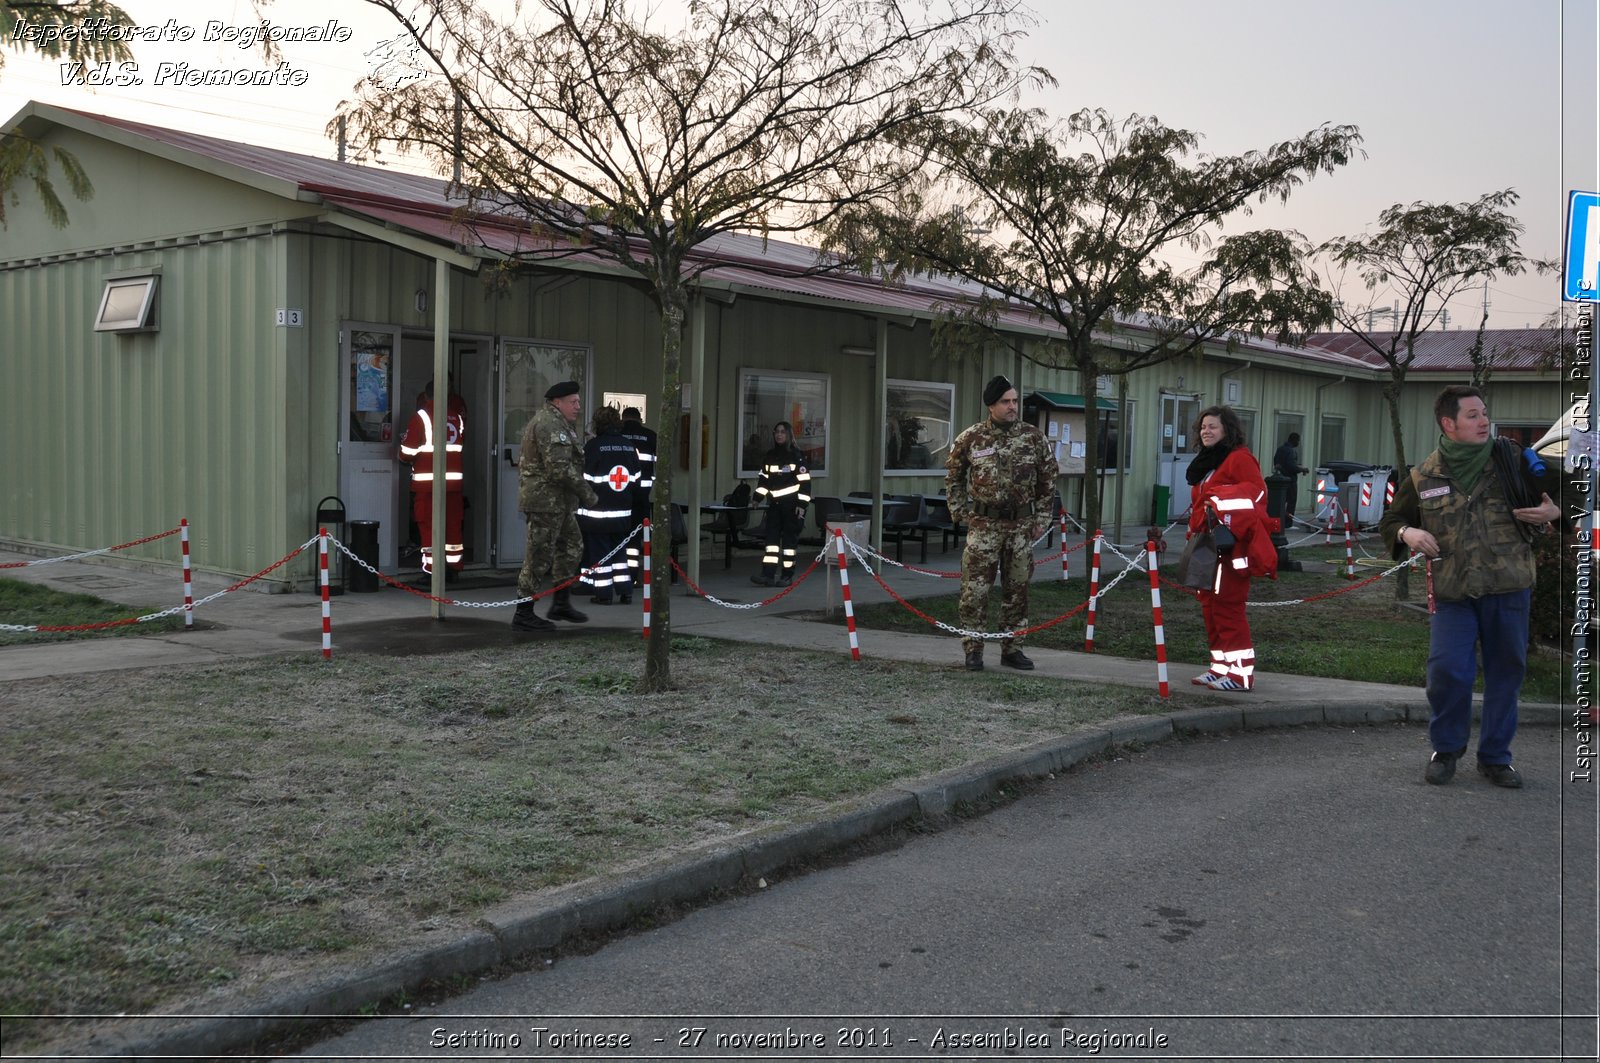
[{"left": 0, "top": 525, "right": 183, "bottom": 569}]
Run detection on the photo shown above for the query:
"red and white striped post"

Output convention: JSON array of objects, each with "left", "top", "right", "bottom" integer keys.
[
  {"left": 640, "top": 519, "right": 652, "bottom": 641},
  {"left": 1146, "top": 539, "right": 1170, "bottom": 698},
  {"left": 318, "top": 527, "right": 333, "bottom": 660},
  {"left": 1059, "top": 512, "right": 1071, "bottom": 581},
  {"left": 180, "top": 517, "right": 193, "bottom": 630},
  {"left": 1325, "top": 500, "right": 1338, "bottom": 545},
  {"left": 1084, "top": 531, "right": 1103, "bottom": 653},
  {"left": 834, "top": 529, "right": 861, "bottom": 661},
  {"left": 1343, "top": 506, "right": 1356, "bottom": 580}
]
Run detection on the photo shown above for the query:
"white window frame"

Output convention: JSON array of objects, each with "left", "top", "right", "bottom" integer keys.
[
  {"left": 94, "top": 275, "right": 159, "bottom": 332},
  {"left": 884, "top": 378, "right": 956, "bottom": 476},
  {"left": 738, "top": 368, "right": 830, "bottom": 478}
]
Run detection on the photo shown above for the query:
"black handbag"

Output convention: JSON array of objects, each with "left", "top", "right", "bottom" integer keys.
[{"left": 1177, "top": 528, "right": 1220, "bottom": 590}]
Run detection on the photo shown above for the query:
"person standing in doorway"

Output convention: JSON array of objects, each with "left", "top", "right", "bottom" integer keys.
[
  {"left": 944, "top": 375, "right": 1056, "bottom": 672},
  {"left": 1380, "top": 385, "right": 1560, "bottom": 788},
  {"left": 398, "top": 378, "right": 466, "bottom": 579},
  {"left": 620, "top": 406, "right": 658, "bottom": 589},
  {"left": 749, "top": 421, "right": 812, "bottom": 587},
  {"left": 1272, "top": 431, "right": 1309, "bottom": 527},
  {"left": 1187, "top": 405, "right": 1276, "bottom": 691},
  {"left": 512, "top": 381, "right": 596, "bottom": 631}
]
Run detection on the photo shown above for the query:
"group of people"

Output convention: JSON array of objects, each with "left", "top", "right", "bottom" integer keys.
[
  {"left": 511, "top": 383, "right": 658, "bottom": 632},
  {"left": 496, "top": 374, "right": 1559, "bottom": 790},
  {"left": 946, "top": 376, "right": 1557, "bottom": 788}
]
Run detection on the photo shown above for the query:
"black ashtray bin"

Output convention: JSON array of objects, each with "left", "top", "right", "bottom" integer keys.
[{"left": 347, "top": 520, "right": 381, "bottom": 593}]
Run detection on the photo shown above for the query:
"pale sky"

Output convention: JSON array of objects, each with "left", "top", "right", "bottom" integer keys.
[{"left": 3, "top": 0, "right": 1596, "bottom": 330}]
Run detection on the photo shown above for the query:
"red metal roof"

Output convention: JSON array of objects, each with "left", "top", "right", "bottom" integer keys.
[
  {"left": 21, "top": 104, "right": 1395, "bottom": 372},
  {"left": 1305, "top": 329, "right": 1563, "bottom": 373}
]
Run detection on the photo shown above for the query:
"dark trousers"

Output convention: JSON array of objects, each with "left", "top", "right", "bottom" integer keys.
[
  {"left": 760, "top": 504, "right": 806, "bottom": 576},
  {"left": 1426, "top": 588, "right": 1530, "bottom": 764}
]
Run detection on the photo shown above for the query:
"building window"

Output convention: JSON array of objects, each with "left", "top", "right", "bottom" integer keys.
[
  {"left": 739, "top": 369, "right": 829, "bottom": 477},
  {"left": 1233, "top": 408, "right": 1257, "bottom": 451},
  {"left": 94, "top": 275, "right": 159, "bottom": 332},
  {"left": 1319, "top": 415, "right": 1347, "bottom": 462},
  {"left": 885, "top": 379, "right": 955, "bottom": 475},
  {"left": 1097, "top": 400, "right": 1136, "bottom": 473}
]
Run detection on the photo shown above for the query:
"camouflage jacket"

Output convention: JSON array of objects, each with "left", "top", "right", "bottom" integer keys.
[
  {"left": 1380, "top": 447, "right": 1534, "bottom": 601},
  {"left": 518, "top": 403, "right": 595, "bottom": 514},
  {"left": 944, "top": 418, "right": 1056, "bottom": 525}
]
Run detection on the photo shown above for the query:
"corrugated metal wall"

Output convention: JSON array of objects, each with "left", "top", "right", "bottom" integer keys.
[{"left": 2, "top": 231, "right": 292, "bottom": 578}]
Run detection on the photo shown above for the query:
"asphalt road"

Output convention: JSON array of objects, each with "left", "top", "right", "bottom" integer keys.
[{"left": 292, "top": 722, "right": 1598, "bottom": 1063}]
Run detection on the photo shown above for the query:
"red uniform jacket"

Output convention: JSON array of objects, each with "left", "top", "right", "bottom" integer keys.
[{"left": 1189, "top": 448, "right": 1278, "bottom": 581}]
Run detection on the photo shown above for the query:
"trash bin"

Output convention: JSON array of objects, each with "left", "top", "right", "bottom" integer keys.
[
  {"left": 347, "top": 520, "right": 381, "bottom": 592},
  {"left": 1151, "top": 484, "right": 1171, "bottom": 526},
  {"left": 1353, "top": 468, "right": 1392, "bottom": 525},
  {"left": 1312, "top": 467, "right": 1338, "bottom": 523}
]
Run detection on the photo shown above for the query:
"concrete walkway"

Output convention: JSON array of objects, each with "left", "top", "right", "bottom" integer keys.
[{"left": 2, "top": 534, "right": 1580, "bottom": 1061}]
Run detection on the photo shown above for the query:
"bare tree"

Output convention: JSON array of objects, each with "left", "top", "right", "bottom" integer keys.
[
  {"left": 826, "top": 106, "right": 1362, "bottom": 531},
  {"left": 336, "top": 0, "right": 1043, "bottom": 690},
  {"left": 2, "top": 0, "right": 276, "bottom": 227},
  {"left": 1320, "top": 189, "right": 1540, "bottom": 472}
]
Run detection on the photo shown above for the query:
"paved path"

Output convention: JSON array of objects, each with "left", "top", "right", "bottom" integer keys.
[{"left": 293, "top": 723, "right": 1596, "bottom": 1062}]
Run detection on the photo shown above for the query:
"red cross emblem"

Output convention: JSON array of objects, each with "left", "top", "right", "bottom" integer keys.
[{"left": 606, "top": 465, "right": 632, "bottom": 491}]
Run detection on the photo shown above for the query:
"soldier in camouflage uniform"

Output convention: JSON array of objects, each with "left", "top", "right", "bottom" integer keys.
[
  {"left": 945, "top": 375, "right": 1057, "bottom": 671},
  {"left": 1379, "top": 385, "right": 1559, "bottom": 788},
  {"left": 512, "top": 381, "right": 598, "bottom": 631}
]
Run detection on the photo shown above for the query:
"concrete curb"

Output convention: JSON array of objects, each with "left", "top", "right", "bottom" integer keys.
[{"left": 71, "top": 698, "right": 1567, "bottom": 1060}]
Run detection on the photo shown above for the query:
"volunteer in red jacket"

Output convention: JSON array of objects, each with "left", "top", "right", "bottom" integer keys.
[
  {"left": 399, "top": 378, "right": 466, "bottom": 577},
  {"left": 1185, "top": 405, "right": 1277, "bottom": 691}
]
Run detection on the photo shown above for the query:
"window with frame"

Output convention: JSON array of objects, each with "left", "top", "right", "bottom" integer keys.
[
  {"left": 94, "top": 275, "right": 159, "bottom": 332},
  {"left": 1096, "top": 400, "right": 1136, "bottom": 472},
  {"left": 738, "top": 369, "right": 829, "bottom": 477},
  {"left": 1319, "top": 415, "right": 1347, "bottom": 462},
  {"left": 1233, "top": 408, "right": 1257, "bottom": 452},
  {"left": 884, "top": 379, "right": 955, "bottom": 474}
]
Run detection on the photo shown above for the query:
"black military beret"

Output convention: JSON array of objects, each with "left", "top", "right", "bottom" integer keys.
[
  {"left": 982, "top": 375, "right": 1013, "bottom": 406},
  {"left": 544, "top": 380, "right": 580, "bottom": 400}
]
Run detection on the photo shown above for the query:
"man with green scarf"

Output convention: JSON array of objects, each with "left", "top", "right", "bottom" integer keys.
[{"left": 1381, "top": 385, "right": 1560, "bottom": 788}]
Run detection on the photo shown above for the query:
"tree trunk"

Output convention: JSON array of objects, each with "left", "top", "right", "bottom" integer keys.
[
  {"left": 1382, "top": 372, "right": 1410, "bottom": 600},
  {"left": 1076, "top": 350, "right": 1102, "bottom": 534},
  {"left": 643, "top": 289, "right": 687, "bottom": 692}
]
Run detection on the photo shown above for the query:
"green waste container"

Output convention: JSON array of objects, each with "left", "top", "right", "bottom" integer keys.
[{"left": 1151, "top": 484, "right": 1171, "bottom": 525}]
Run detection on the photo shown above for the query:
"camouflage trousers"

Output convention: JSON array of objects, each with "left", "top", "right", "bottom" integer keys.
[
  {"left": 518, "top": 507, "right": 583, "bottom": 598},
  {"left": 958, "top": 519, "right": 1034, "bottom": 655}
]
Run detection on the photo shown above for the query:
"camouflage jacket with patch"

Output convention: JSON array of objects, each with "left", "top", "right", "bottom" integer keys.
[
  {"left": 1380, "top": 447, "right": 1534, "bottom": 601},
  {"left": 518, "top": 403, "right": 596, "bottom": 513},
  {"left": 944, "top": 418, "right": 1056, "bottom": 525}
]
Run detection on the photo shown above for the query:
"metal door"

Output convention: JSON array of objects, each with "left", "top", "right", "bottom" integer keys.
[
  {"left": 495, "top": 340, "right": 592, "bottom": 567},
  {"left": 1159, "top": 393, "right": 1200, "bottom": 518},
  {"left": 339, "top": 325, "right": 403, "bottom": 570}
]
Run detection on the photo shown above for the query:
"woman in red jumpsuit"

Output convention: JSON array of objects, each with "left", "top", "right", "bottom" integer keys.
[{"left": 1185, "top": 405, "right": 1275, "bottom": 691}]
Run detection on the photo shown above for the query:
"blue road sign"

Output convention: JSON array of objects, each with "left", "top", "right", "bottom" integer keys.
[{"left": 1566, "top": 190, "right": 1600, "bottom": 302}]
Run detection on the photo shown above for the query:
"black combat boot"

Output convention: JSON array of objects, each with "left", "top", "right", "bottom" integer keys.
[
  {"left": 512, "top": 601, "right": 554, "bottom": 631},
  {"left": 964, "top": 646, "right": 984, "bottom": 671},
  {"left": 547, "top": 587, "right": 589, "bottom": 623},
  {"left": 1000, "top": 644, "right": 1035, "bottom": 670}
]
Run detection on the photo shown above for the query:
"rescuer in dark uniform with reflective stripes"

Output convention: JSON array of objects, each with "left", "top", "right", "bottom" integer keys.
[
  {"left": 750, "top": 420, "right": 811, "bottom": 586},
  {"left": 577, "top": 406, "right": 643, "bottom": 604},
  {"left": 620, "top": 406, "right": 658, "bottom": 583}
]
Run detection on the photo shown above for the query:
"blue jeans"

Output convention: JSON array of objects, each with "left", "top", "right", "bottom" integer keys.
[{"left": 1426, "top": 588, "right": 1531, "bottom": 765}]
